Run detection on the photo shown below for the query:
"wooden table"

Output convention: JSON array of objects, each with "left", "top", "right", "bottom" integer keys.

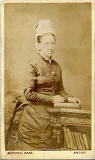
[{"left": 47, "top": 103, "right": 91, "bottom": 150}]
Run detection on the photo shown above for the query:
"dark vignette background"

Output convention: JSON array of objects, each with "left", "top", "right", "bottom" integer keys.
[{"left": 4, "top": 3, "right": 91, "bottom": 110}]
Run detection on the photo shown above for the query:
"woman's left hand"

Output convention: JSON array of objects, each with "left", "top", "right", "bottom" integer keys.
[{"left": 68, "top": 97, "right": 81, "bottom": 104}]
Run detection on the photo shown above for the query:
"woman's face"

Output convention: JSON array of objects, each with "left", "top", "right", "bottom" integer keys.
[{"left": 38, "top": 33, "right": 56, "bottom": 60}]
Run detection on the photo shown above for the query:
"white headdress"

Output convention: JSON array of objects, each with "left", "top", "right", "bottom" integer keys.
[{"left": 36, "top": 19, "right": 55, "bottom": 38}]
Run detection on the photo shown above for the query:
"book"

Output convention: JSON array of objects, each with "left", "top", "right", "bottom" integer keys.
[
  {"left": 54, "top": 102, "right": 80, "bottom": 109},
  {"left": 77, "top": 132, "right": 83, "bottom": 150},
  {"left": 63, "top": 127, "right": 71, "bottom": 149},
  {"left": 71, "top": 131, "right": 77, "bottom": 150},
  {"left": 68, "top": 129, "right": 75, "bottom": 150},
  {"left": 74, "top": 131, "right": 81, "bottom": 150},
  {"left": 79, "top": 132, "right": 86, "bottom": 150},
  {"left": 82, "top": 133, "right": 89, "bottom": 150},
  {"left": 66, "top": 128, "right": 73, "bottom": 149}
]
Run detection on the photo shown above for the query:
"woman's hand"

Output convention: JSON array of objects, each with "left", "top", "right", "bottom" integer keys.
[
  {"left": 68, "top": 97, "right": 81, "bottom": 104},
  {"left": 54, "top": 95, "right": 65, "bottom": 104}
]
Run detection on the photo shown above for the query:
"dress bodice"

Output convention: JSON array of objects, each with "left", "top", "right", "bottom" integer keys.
[{"left": 24, "top": 53, "right": 68, "bottom": 104}]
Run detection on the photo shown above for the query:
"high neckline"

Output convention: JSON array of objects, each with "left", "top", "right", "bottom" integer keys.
[{"left": 37, "top": 53, "right": 53, "bottom": 64}]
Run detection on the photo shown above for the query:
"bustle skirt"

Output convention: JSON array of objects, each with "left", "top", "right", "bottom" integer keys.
[{"left": 17, "top": 104, "right": 54, "bottom": 151}]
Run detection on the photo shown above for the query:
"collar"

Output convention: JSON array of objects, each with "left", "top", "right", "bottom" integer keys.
[
  {"left": 43, "top": 55, "right": 53, "bottom": 64},
  {"left": 38, "top": 53, "right": 53, "bottom": 64}
]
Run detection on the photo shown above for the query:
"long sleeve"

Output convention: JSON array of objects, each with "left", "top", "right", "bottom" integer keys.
[
  {"left": 24, "top": 63, "right": 53, "bottom": 105},
  {"left": 59, "top": 67, "right": 69, "bottom": 100}
]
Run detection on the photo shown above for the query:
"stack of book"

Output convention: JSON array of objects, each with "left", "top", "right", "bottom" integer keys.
[
  {"left": 54, "top": 103, "right": 80, "bottom": 109},
  {"left": 63, "top": 127, "right": 89, "bottom": 150}
]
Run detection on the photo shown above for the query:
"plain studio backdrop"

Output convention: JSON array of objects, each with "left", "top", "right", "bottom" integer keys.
[{"left": 4, "top": 3, "right": 91, "bottom": 110}]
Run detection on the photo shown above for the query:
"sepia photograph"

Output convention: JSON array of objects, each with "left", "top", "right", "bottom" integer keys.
[{"left": 0, "top": 0, "right": 95, "bottom": 159}]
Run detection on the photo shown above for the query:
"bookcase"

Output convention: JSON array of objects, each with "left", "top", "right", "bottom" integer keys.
[{"left": 47, "top": 105, "right": 91, "bottom": 150}]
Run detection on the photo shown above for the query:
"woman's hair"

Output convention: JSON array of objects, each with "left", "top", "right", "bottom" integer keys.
[{"left": 37, "top": 33, "right": 56, "bottom": 43}]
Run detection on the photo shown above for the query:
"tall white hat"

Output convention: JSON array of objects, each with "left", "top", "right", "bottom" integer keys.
[{"left": 36, "top": 19, "right": 55, "bottom": 37}]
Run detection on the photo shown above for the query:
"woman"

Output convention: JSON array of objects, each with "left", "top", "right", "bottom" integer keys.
[{"left": 17, "top": 20, "right": 80, "bottom": 150}]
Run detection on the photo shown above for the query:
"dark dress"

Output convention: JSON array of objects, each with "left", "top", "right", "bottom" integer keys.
[{"left": 17, "top": 53, "right": 69, "bottom": 150}]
